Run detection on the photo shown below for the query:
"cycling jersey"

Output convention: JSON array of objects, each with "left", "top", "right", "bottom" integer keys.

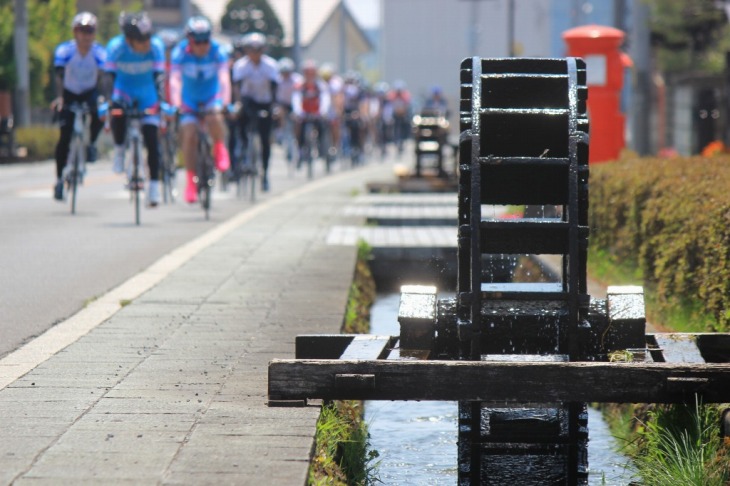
[
  {"left": 343, "top": 83, "right": 364, "bottom": 113},
  {"left": 276, "top": 72, "right": 303, "bottom": 108},
  {"left": 231, "top": 55, "right": 279, "bottom": 104},
  {"left": 293, "top": 80, "right": 331, "bottom": 117},
  {"left": 104, "top": 35, "right": 165, "bottom": 110},
  {"left": 170, "top": 39, "right": 228, "bottom": 109},
  {"left": 54, "top": 40, "right": 106, "bottom": 95}
]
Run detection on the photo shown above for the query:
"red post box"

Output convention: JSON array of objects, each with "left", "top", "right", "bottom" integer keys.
[{"left": 563, "top": 25, "right": 630, "bottom": 163}]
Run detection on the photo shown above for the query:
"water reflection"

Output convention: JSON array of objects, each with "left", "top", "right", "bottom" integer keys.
[{"left": 366, "top": 293, "right": 637, "bottom": 485}]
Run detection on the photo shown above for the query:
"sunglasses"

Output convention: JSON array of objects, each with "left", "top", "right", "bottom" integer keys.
[
  {"left": 192, "top": 38, "right": 210, "bottom": 45},
  {"left": 76, "top": 26, "right": 96, "bottom": 34}
]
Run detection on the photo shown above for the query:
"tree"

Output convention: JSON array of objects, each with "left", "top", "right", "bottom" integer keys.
[
  {"left": 221, "top": 0, "right": 285, "bottom": 57},
  {"left": 647, "top": 0, "right": 730, "bottom": 73}
]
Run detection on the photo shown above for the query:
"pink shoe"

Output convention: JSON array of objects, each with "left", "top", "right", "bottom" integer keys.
[
  {"left": 185, "top": 170, "right": 198, "bottom": 203},
  {"left": 214, "top": 142, "right": 230, "bottom": 172}
]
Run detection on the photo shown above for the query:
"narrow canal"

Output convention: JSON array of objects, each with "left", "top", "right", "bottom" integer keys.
[{"left": 365, "top": 293, "right": 639, "bottom": 485}]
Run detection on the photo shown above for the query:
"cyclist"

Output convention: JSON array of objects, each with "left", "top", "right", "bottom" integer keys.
[
  {"left": 319, "top": 62, "right": 343, "bottom": 161},
  {"left": 157, "top": 29, "right": 180, "bottom": 103},
  {"left": 342, "top": 70, "right": 367, "bottom": 164},
  {"left": 424, "top": 85, "right": 450, "bottom": 117},
  {"left": 169, "top": 16, "right": 231, "bottom": 204},
  {"left": 388, "top": 80, "right": 412, "bottom": 156},
  {"left": 100, "top": 11, "right": 168, "bottom": 207},
  {"left": 274, "top": 57, "right": 302, "bottom": 162},
  {"left": 51, "top": 12, "right": 106, "bottom": 201},
  {"left": 292, "top": 59, "right": 331, "bottom": 167},
  {"left": 226, "top": 37, "right": 247, "bottom": 173},
  {"left": 231, "top": 32, "right": 279, "bottom": 192}
]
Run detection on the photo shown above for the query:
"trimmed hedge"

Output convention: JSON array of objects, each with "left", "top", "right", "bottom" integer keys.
[
  {"left": 14, "top": 125, "right": 58, "bottom": 161},
  {"left": 589, "top": 156, "right": 730, "bottom": 331}
]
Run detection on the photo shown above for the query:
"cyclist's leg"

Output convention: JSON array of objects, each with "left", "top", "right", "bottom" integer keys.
[
  {"left": 110, "top": 101, "right": 128, "bottom": 173},
  {"left": 142, "top": 123, "right": 161, "bottom": 206},
  {"left": 238, "top": 110, "right": 250, "bottom": 165},
  {"left": 259, "top": 111, "right": 273, "bottom": 191},
  {"left": 205, "top": 109, "right": 230, "bottom": 172},
  {"left": 179, "top": 115, "right": 199, "bottom": 203},
  {"left": 53, "top": 107, "right": 75, "bottom": 200},
  {"left": 86, "top": 90, "right": 103, "bottom": 162}
]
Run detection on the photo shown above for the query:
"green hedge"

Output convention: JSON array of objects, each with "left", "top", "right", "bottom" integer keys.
[
  {"left": 589, "top": 156, "right": 730, "bottom": 331},
  {"left": 14, "top": 125, "right": 58, "bottom": 160}
]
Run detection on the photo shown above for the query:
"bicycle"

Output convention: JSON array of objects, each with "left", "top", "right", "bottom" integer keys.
[
  {"left": 277, "top": 107, "right": 297, "bottom": 176},
  {"left": 110, "top": 102, "right": 148, "bottom": 226},
  {"left": 298, "top": 113, "right": 322, "bottom": 180},
  {"left": 220, "top": 104, "right": 254, "bottom": 203},
  {"left": 190, "top": 106, "right": 218, "bottom": 220},
  {"left": 61, "top": 102, "right": 90, "bottom": 215},
  {"left": 343, "top": 109, "right": 364, "bottom": 167},
  {"left": 159, "top": 113, "right": 178, "bottom": 204},
  {"left": 240, "top": 106, "right": 270, "bottom": 200}
]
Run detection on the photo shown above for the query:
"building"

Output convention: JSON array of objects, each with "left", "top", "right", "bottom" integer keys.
[{"left": 381, "top": 0, "right": 552, "bottom": 122}]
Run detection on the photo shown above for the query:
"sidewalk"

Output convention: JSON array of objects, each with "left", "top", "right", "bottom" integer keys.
[{"left": 0, "top": 161, "right": 397, "bottom": 485}]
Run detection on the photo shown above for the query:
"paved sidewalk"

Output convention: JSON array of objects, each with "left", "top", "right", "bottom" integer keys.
[{"left": 0, "top": 162, "right": 397, "bottom": 485}]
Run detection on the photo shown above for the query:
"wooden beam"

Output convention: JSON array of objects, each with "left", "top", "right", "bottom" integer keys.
[{"left": 269, "top": 359, "right": 730, "bottom": 403}]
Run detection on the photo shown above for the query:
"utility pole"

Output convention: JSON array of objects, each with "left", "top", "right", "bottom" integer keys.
[
  {"left": 293, "top": 0, "right": 301, "bottom": 70},
  {"left": 339, "top": 0, "right": 347, "bottom": 73},
  {"left": 630, "top": 0, "right": 651, "bottom": 155},
  {"left": 13, "top": 0, "right": 30, "bottom": 127}
]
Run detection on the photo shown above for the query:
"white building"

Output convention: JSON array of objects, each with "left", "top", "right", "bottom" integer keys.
[{"left": 381, "top": 0, "right": 552, "bottom": 120}]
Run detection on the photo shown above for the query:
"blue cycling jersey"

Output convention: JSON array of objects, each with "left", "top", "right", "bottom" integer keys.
[
  {"left": 170, "top": 39, "right": 228, "bottom": 108},
  {"left": 54, "top": 40, "right": 106, "bottom": 95},
  {"left": 104, "top": 34, "right": 165, "bottom": 110}
]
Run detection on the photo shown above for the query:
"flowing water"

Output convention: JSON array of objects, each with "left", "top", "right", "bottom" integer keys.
[{"left": 365, "top": 293, "right": 638, "bottom": 485}]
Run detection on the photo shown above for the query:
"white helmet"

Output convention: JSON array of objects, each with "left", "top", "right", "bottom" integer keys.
[{"left": 72, "top": 11, "right": 97, "bottom": 30}]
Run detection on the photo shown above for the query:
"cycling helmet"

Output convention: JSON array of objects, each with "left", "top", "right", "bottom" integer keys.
[
  {"left": 278, "top": 57, "right": 295, "bottom": 74},
  {"left": 72, "top": 11, "right": 97, "bottom": 30},
  {"left": 393, "top": 79, "right": 407, "bottom": 91},
  {"left": 319, "top": 62, "right": 335, "bottom": 81},
  {"left": 120, "top": 11, "right": 153, "bottom": 41},
  {"left": 302, "top": 59, "right": 318, "bottom": 74},
  {"left": 242, "top": 32, "right": 266, "bottom": 51},
  {"left": 185, "top": 16, "right": 212, "bottom": 43}
]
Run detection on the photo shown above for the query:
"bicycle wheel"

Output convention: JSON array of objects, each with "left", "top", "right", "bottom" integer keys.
[
  {"left": 132, "top": 138, "right": 141, "bottom": 226},
  {"left": 197, "top": 138, "right": 212, "bottom": 219},
  {"left": 245, "top": 128, "right": 259, "bottom": 203},
  {"left": 67, "top": 137, "right": 81, "bottom": 215},
  {"left": 162, "top": 131, "right": 177, "bottom": 204}
]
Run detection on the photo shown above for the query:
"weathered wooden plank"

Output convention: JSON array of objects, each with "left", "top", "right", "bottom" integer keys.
[
  {"left": 268, "top": 359, "right": 730, "bottom": 403},
  {"left": 339, "top": 335, "right": 394, "bottom": 360},
  {"left": 654, "top": 334, "right": 705, "bottom": 364}
]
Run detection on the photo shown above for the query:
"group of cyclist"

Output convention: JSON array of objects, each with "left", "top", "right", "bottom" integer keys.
[{"left": 51, "top": 10, "right": 418, "bottom": 207}]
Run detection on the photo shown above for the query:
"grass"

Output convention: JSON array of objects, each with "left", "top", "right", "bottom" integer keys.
[
  {"left": 309, "top": 401, "right": 380, "bottom": 486},
  {"left": 631, "top": 398, "right": 729, "bottom": 486}
]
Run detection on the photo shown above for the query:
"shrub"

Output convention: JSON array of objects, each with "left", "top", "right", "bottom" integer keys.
[
  {"left": 589, "top": 156, "right": 730, "bottom": 330},
  {"left": 14, "top": 125, "right": 58, "bottom": 161}
]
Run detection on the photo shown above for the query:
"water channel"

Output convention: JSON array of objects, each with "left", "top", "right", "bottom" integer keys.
[{"left": 365, "top": 293, "right": 639, "bottom": 485}]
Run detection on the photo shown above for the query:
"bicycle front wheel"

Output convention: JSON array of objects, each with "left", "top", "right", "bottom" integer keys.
[{"left": 68, "top": 138, "right": 81, "bottom": 215}]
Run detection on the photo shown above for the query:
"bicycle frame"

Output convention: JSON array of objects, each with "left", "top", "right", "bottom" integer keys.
[
  {"left": 63, "top": 102, "right": 89, "bottom": 215},
  {"left": 110, "top": 103, "right": 147, "bottom": 226}
]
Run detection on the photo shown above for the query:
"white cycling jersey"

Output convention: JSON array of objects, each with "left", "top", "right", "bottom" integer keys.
[
  {"left": 231, "top": 54, "right": 280, "bottom": 104},
  {"left": 54, "top": 40, "right": 106, "bottom": 95}
]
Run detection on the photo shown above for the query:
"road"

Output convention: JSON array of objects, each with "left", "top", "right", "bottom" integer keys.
[{"left": 0, "top": 148, "right": 332, "bottom": 358}]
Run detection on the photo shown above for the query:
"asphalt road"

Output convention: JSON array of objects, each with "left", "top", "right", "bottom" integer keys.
[{"left": 0, "top": 147, "right": 332, "bottom": 358}]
